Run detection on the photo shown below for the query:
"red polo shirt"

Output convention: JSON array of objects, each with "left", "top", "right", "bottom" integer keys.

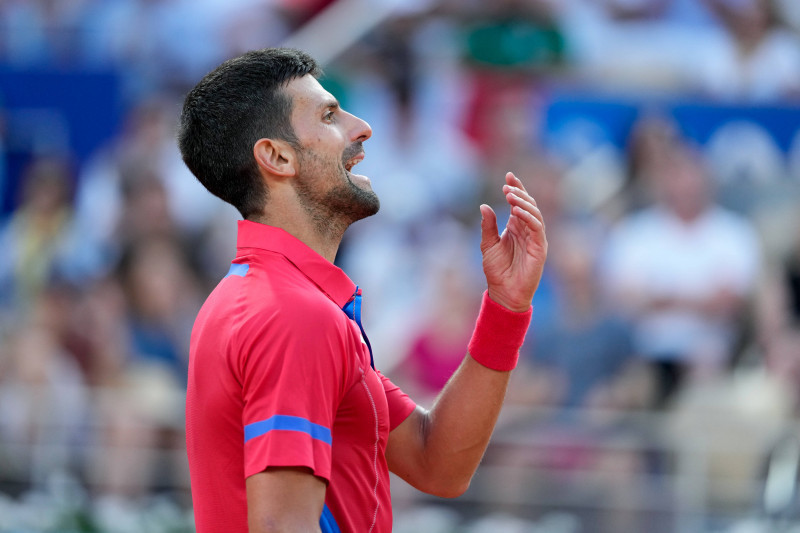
[{"left": 186, "top": 221, "right": 416, "bottom": 533}]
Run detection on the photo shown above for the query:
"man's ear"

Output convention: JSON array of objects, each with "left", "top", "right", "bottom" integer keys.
[{"left": 253, "top": 138, "right": 296, "bottom": 178}]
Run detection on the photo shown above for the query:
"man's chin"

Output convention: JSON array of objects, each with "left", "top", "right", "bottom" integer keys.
[
  {"left": 351, "top": 187, "right": 380, "bottom": 220},
  {"left": 344, "top": 171, "right": 380, "bottom": 219},
  {"left": 355, "top": 190, "right": 380, "bottom": 220}
]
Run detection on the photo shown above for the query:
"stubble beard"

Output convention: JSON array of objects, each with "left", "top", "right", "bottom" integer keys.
[{"left": 294, "top": 145, "right": 380, "bottom": 240}]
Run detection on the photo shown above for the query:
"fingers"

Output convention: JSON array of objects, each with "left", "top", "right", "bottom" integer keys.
[
  {"left": 483, "top": 171, "right": 545, "bottom": 245},
  {"left": 503, "top": 179, "right": 536, "bottom": 207},
  {"left": 504, "top": 185, "right": 544, "bottom": 231},
  {"left": 505, "top": 172, "right": 528, "bottom": 194},
  {"left": 479, "top": 204, "right": 500, "bottom": 253},
  {"left": 510, "top": 204, "right": 545, "bottom": 234},
  {"left": 503, "top": 172, "right": 541, "bottom": 223}
]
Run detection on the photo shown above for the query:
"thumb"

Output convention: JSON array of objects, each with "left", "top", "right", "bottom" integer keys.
[{"left": 479, "top": 204, "right": 500, "bottom": 254}]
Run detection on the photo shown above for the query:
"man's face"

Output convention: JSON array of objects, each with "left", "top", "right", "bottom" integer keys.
[{"left": 284, "top": 75, "right": 379, "bottom": 226}]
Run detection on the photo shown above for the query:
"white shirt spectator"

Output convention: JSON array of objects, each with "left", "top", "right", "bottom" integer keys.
[
  {"left": 699, "top": 28, "right": 800, "bottom": 102},
  {"left": 603, "top": 204, "right": 760, "bottom": 367}
]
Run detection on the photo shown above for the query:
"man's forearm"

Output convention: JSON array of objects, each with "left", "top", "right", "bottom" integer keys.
[{"left": 419, "top": 354, "right": 511, "bottom": 496}]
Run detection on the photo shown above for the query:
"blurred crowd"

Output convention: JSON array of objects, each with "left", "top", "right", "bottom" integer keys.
[{"left": 1, "top": 0, "right": 800, "bottom": 531}]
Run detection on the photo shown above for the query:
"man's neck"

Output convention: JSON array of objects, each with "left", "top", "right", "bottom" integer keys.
[{"left": 247, "top": 212, "right": 345, "bottom": 264}]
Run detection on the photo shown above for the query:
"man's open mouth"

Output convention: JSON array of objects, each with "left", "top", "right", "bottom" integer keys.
[{"left": 345, "top": 153, "right": 364, "bottom": 172}]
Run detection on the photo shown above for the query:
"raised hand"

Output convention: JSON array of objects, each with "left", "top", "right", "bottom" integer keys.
[{"left": 479, "top": 172, "right": 548, "bottom": 312}]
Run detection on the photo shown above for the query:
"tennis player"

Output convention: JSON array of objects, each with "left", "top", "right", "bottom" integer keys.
[{"left": 178, "top": 47, "right": 547, "bottom": 533}]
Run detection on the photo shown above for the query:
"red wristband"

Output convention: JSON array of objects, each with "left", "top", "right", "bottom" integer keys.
[{"left": 467, "top": 291, "right": 532, "bottom": 372}]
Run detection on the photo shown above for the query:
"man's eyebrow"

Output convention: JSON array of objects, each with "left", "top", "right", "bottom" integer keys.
[{"left": 318, "top": 99, "right": 340, "bottom": 112}]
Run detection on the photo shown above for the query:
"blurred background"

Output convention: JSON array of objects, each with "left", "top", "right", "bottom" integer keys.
[{"left": 0, "top": 0, "right": 799, "bottom": 531}]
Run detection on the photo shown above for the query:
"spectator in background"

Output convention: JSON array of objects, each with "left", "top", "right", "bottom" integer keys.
[
  {"left": 700, "top": 0, "right": 800, "bottom": 101},
  {"left": 76, "top": 98, "right": 225, "bottom": 241},
  {"left": 74, "top": 98, "right": 238, "bottom": 283},
  {"left": 559, "top": 0, "right": 724, "bottom": 92},
  {"left": 0, "top": 156, "right": 82, "bottom": 313},
  {"left": 88, "top": 236, "right": 199, "bottom": 500},
  {"left": 624, "top": 112, "right": 682, "bottom": 213},
  {"left": 115, "top": 167, "right": 177, "bottom": 248},
  {"left": 72, "top": 167, "right": 200, "bottom": 498},
  {"left": 0, "top": 320, "right": 87, "bottom": 488},
  {"left": 116, "top": 236, "right": 199, "bottom": 384},
  {"left": 514, "top": 225, "right": 652, "bottom": 413},
  {"left": 602, "top": 142, "right": 761, "bottom": 407},
  {"left": 68, "top": 276, "right": 129, "bottom": 388}
]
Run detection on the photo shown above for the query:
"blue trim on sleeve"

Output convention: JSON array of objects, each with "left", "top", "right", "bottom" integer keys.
[
  {"left": 320, "top": 503, "right": 341, "bottom": 533},
  {"left": 244, "top": 415, "right": 332, "bottom": 446},
  {"left": 225, "top": 263, "right": 250, "bottom": 278}
]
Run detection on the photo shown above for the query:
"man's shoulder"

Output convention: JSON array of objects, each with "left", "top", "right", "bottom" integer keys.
[{"left": 197, "top": 258, "right": 346, "bottom": 337}]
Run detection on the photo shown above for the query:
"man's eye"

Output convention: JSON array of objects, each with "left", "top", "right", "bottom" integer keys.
[{"left": 324, "top": 111, "right": 335, "bottom": 121}]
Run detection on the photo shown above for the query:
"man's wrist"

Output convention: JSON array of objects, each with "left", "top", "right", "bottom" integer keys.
[
  {"left": 486, "top": 288, "right": 532, "bottom": 313},
  {"left": 468, "top": 291, "right": 532, "bottom": 372}
]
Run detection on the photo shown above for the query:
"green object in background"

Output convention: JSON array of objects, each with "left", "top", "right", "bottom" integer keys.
[{"left": 465, "top": 18, "right": 565, "bottom": 68}]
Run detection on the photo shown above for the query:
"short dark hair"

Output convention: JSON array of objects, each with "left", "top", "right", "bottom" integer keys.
[{"left": 178, "top": 48, "right": 321, "bottom": 218}]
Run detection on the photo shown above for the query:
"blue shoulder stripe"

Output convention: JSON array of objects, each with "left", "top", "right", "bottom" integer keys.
[
  {"left": 320, "top": 504, "right": 341, "bottom": 533},
  {"left": 225, "top": 263, "right": 250, "bottom": 278},
  {"left": 244, "top": 415, "right": 332, "bottom": 446}
]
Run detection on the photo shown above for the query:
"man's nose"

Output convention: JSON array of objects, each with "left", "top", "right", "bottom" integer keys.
[{"left": 349, "top": 113, "right": 372, "bottom": 143}]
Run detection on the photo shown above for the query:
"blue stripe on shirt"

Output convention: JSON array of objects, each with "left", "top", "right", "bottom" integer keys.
[
  {"left": 225, "top": 263, "right": 250, "bottom": 278},
  {"left": 244, "top": 414, "right": 332, "bottom": 446},
  {"left": 320, "top": 503, "right": 341, "bottom": 533}
]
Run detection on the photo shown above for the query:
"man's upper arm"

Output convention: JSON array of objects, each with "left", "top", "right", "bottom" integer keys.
[
  {"left": 378, "top": 370, "right": 425, "bottom": 486},
  {"left": 246, "top": 466, "right": 326, "bottom": 533},
  {"left": 385, "top": 406, "right": 429, "bottom": 488},
  {"left": 239, "top": 300, "right": 351, "bottom": 481}
]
